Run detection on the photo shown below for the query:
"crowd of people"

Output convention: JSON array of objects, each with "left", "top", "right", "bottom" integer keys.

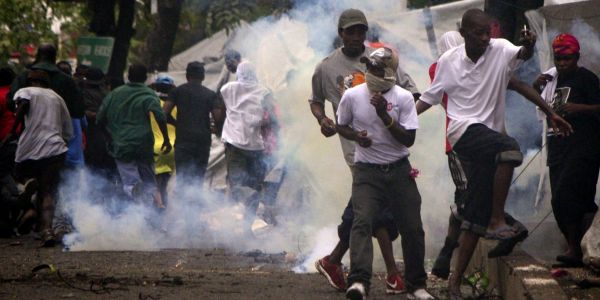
[
  {"left": 0, "top": 43, "right": 279, "bottom": 248},
  {"left": 310, "top": 8, "right": 597, "bottom": 300},
  {"left": 0, "top": 6, "right": 598, "bottom": 300}
]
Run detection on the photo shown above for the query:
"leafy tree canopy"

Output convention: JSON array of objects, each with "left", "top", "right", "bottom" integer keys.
[{"left": 0, "top": 0, "right": 88, "bottom": 68}]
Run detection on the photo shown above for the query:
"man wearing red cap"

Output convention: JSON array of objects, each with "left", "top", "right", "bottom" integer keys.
[{"left": 534, "top": 33, "right": 600, "bottom": 267}]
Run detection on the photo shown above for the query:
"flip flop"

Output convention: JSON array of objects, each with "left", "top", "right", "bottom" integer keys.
[
  {"left": 485, "top": 225, "right": 517, "bottom": 240},
  {"left": 488, "top": 228, "right": 528, "bottom": 258}
]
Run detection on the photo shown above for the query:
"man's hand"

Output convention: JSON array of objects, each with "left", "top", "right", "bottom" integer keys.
[
  {"left": 548, "top": 113, "right": 573, "bottom": 136},
  {"left": 370, "top": 92, "right": 388, "bottom": 117},
  {"left": 319, "top": 116, "right": 337, "bottom": 137},
  {"left": 356, "top": 130, "right": 372, "bottom": 148},
  {"left": 161, "top": 140, "right": 172, "bottom": 154},
  {"left": 533, "top": 74, "right": 553, "bottom": 91},
  {"left": 519, "top": 27, "right": 537, "bottom": 48}
]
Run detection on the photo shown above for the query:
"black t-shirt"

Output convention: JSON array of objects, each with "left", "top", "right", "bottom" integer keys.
[
  {"left": 548, "top": 66, "right": 600, "bottom": 165},
  {"left": 169, "top": 82, "right": 218, "bottom": 149}
]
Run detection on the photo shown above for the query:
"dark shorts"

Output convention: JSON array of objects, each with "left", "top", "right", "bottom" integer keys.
[
  {"left": 14, "top": 153, "right": 66, "bottom": 197},
  {"left": 15, "top": 153, "right": 66, "bottom": 181},
  {"left": 452, "top": 124, "right": 522, "bottom": 236}
]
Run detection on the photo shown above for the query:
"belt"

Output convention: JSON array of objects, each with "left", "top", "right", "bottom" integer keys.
[{"left": 355, "top": 157, "right": 407, "bottom": 172}]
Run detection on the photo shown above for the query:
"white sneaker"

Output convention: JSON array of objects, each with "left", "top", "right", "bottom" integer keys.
[
  {"left": 408, "top": 288, "right": 434, "bottom": 300},
  {"left": 346, "top": 282, "right": 367, "bottom": 300}
]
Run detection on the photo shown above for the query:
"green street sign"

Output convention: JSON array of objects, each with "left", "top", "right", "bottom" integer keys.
[{"left": 76, "top": 36, "right": 114, "bottom": 73}]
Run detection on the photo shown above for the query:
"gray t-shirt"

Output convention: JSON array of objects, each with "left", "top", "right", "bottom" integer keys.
[
  {"left": 14, "top": 87, "right": 73, "bottom": 162},
  {"left": 309, "top": 47, "right": 419, "bottom": 165}
]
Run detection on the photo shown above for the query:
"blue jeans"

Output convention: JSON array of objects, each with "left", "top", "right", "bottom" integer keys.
[{"left": 115, "top": 159, "right": 157, "bottom": 203}]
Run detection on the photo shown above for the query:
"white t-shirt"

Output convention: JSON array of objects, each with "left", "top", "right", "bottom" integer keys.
[
  {"left": 14, "top": 87, "right": 73, "bottom": 162},
  {"left": 337, "top": 84, "right": 418, "bottom": 164},
  {"left": 309, "top": 47, "right": 419, "bottom": 166},
  {"left": 420, "top": 38, "right": 523, "bottom": 146}
]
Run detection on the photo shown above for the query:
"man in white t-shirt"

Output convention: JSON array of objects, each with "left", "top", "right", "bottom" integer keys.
[
  {"left": 310, "top": 9, "right": 420, "bottom": 296},
  {"left": 416, "top": 9, "right": 570, "bottom": 297},
  {"left": 8, "top": 70, "right": 73, "bottom": 247},
  {"left": 338, "top": 47, "right": 432, "bottom": 300}
]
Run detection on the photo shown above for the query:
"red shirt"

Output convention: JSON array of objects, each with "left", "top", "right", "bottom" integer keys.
[
  {"left": 0, "top": 86, "right": 15, "bottom": 140},
  {"left": 428, "top": 62, "right": 452, "bottom": 153}
]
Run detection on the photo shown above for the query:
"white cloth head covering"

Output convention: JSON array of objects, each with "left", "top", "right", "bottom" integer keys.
[
  {"left": 236, "top": 61, "right": 258, "bottom": 85},
  {"left": 438, "top": 31, "right": 464, "bottom": 57}
]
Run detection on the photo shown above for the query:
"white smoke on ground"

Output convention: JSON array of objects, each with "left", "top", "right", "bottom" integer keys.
[
  {"left": 60, "top": 0, "right": 592, "bottom": 274},
  {"left": 59, "top": 0, "right": 466, "bottom": 271}
]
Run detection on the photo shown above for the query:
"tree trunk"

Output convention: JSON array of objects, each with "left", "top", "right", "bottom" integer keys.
[
  {"left": 88, "top": 0, "right": 116, "bottom": 36},
  {"left": 107, "top": 0, "right": 136, "bottom": 79},
  {"left": 143, "top": 0, "right": 183, "bottom": 72}
]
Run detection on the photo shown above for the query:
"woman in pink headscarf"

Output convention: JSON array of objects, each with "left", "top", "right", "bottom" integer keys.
[{"left": 534, "top": 33, "right": 600, "bottom": 267}]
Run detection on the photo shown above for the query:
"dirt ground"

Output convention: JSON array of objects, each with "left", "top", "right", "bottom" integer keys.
[{"left": 0, "top": 235, "right": 456, "bottom": 300}]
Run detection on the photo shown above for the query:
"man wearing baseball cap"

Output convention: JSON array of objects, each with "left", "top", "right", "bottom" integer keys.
[
  {"left": 336, "top": 47, "right": 431, "bottom": 300},
  {"left": 534, "top": 33, "right": 600, "bottom": 268},
  {"left": 309, "top": 8, "right": 429, "bottom": 300}
]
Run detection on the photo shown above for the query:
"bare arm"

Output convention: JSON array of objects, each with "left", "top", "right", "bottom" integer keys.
[
  {"left": 211, "top": 98, "right": 225, "bottom": 136},
  {"left": 415, "top": 100, "right": 432, "bottom": 115},
  {"left": 310, "top": 101, "right": 336, "bottom": 137},
  {"left": 162, "top": 100, "right": 177, "bottom": 126},
  {"left": 1, "top": 100, "right": 27, "bottom": 147},
  {"left": 154, "top": 113, "right": 172, "bottom": 154},
  {"left": 508, "top": 77, "right": 573, "bottom": 135},
  {"left": 371, "top": 93, "right": 416, "bottom": 147}
]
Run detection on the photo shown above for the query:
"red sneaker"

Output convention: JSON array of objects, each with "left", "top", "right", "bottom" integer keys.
[
  {"left": 385, "top": 273, "right": 406, "bottom": 294},
  {"left": 315, "top": 255, "right": 346, "bottom": 291}
]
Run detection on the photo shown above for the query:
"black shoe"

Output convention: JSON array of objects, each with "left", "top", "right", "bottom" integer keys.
[
  {"left": 432, "top": 255, "right": 451, "bottom": 279},
  {"left": 432, "top": 237, "right": 458, "bottom": 279},
  {"left": 553, "top": 255, "right": 584, "bottom": 268}
]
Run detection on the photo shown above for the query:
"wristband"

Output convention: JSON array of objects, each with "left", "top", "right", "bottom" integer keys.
[{"left": 385, "top": 118, "right": 394, "bottom": 128}]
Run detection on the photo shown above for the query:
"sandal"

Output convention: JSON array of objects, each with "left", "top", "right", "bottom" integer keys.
[
  {"left": 485, "top": 225, "right": 517, "bottom": 240},
  {"left": 488, "top": 228, "right": 528, "bottom": 258}
]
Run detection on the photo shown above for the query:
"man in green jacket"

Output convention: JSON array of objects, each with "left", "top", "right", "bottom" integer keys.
[{"left": 97, "top": 64, "right": 171, "bottom": 209}]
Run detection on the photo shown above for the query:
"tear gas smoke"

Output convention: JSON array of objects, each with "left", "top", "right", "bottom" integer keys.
[{"left": 60, "top": 0, "right": 597, "bottom": 273}]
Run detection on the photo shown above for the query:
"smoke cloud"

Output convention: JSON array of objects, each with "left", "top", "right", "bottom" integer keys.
[{"left": 59, "top": 0, "right": 598, "bottom": 272}]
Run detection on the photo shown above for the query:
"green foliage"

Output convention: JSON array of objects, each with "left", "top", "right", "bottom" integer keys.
[
  {"left": 205, "top": 0, "right": 256, "bottom": 36},
  {"left": 0, "top": 0, "right": 88, "bottom": 67}
]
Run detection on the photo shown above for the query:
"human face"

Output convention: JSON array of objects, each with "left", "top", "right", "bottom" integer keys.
[
  {"left": 339, "top": 25, "right": 367, "bottom": 57},
  {"left": 554, "top": 54, "right": 578, "bottom": 75},
  {"left": 225, "top": 57, "right": 239, "bottom": 73},
  {"left": 461, "top": 17, "right": 491, "bottom": 59}
]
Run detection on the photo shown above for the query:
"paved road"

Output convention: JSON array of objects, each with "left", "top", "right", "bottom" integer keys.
[{"left": 0, "top": 236, "right": 456, "bottom": 300}]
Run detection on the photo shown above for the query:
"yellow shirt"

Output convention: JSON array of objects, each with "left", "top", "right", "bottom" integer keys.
[{"left": 151, "top": 100, "right": 176, "bottom": 174}]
